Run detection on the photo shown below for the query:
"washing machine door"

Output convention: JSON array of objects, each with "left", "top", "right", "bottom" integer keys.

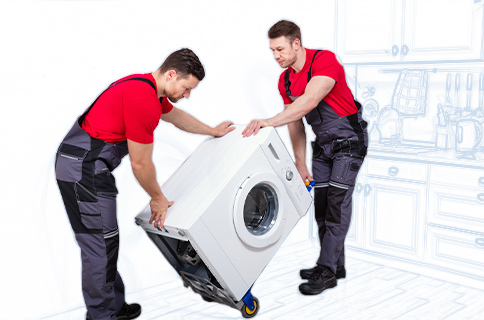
[{"left": 233, "top": 172, "right": 287, "bottom": 248}]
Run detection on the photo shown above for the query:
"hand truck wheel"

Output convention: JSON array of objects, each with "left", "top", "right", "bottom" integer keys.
[
  {"left": 201, "top": 295, "right": 214, "bottom": 303},
  {"left": 241, "top": 296, "right": 259, "bottom": 318}
]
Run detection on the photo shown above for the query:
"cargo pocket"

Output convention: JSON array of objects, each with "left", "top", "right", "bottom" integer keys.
[
  {"left": 75, "top": 182, "right": 98, "bottom": 202},
  {"left": 311, "top": 141, "right": 323, "bottom": 158},
  {"left": 75, "top": 187, "right": 102, "bottom": 232},
  {"left": 78, "top": 201, "right": 101, "bottom": 214},
  {"left": 331, "top": 154, "right": 363, "bottom": 186},
  {"left": 342, "top": 158, "right": 362, "bottom": 185},
  {"left": 94, "top": 160, "right": 118, "bottom": 195},
  {"left": 55, "top": 144, "right": 89, "bottom": 182},
  {"left": 349, "top": 161, "right": 361, "bottom": 173},
  {"left": 80, "top": 213, "right": 102, "bottom": 230}
]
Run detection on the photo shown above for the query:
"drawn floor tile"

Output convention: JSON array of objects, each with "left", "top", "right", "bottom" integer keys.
[{"left": 41, "top": 240, "right": 484, "bottom": 320}]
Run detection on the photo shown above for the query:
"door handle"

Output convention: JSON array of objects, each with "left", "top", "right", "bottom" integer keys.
[
  {"left": 477, "top": 193, "right": 484, "bottom": 203},
  {"left": 457, "top": 125, "right": 464, "bottom": 144},
  {"left": 401, "top": 44, "right": 409, "bottom": 56},
  {"left": 355, "top": 182, "right": 363, "bottom": 194},
  {"left": 364, "top": 184, "right": 372, "bottom": 197},
  {"left": 478, "top": 177, "right": 484, "bottom": 187},
  {"left": 392, "top": 45, "right": 399, "bottom": 57},
  {"left": 388, "top": 166, "right": 399, "bottom": 176},
  {"left": 476, "top": 238, "right": 484, "bottom": 247}
]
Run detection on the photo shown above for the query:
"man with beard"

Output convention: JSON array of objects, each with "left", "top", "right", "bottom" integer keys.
[
  {"left": 55, "top": 48, "right": 234, "bottom": 319},
  {"left": 243, "top": 20, "right": 368, "bottom": 295}
]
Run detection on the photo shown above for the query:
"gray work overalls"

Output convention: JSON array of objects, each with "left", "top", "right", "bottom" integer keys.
[
  {"left": 284, "top": 50, "right": 368, "bottom": 274},
  {"left": 55, "top": 77, "right": 157, "bottom": 319}
]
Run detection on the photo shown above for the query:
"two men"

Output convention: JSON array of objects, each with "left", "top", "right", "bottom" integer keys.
[
  {"left": 55, "top": 48, "right": 234, "bottom": 320},
  {"left": 243, "top": 20, "right": 368, "bottom": 295},
  {"left": 57, "top": 19, "right": 367, "bottom": 320}
]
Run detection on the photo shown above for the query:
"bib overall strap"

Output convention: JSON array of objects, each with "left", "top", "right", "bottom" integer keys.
[
  {"left": 307, "top": 50, "right": 322, "bottom": 83},
  {"left": 284, "top": 50, "right": 323, "bottom": 98},
  {"left": 79, "top": 77, "right": 157, "bottom": 124},
  {"left": 284, "top": 69, "right": 292, "bottom": 98},
  {"left": 347, "top": 101, "right": 367, "bottom": 157}
]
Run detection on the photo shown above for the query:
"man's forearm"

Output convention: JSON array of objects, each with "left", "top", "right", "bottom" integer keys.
[
  {"left": 168, "top": 108, "right": 213, "bottom": 135},
  {"left": 268, "top": 95, "right": 318, "bottom": 128},
  {"left": 268, "top": 76, "right": 335, "bottom": 128},
  {"left": 176, "top": 113, "right": 213, "bottom": 135},
  {"left": 287, "top": 119, "right": 307, "bottom": 165},
  {"left": 131, "top": 161, "right": 164, "bottom": 200}
]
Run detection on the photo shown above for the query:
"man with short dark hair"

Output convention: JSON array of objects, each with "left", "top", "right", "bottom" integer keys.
[
  {"left": 55, "top": 48, "right": 234, "bottom": 319},
  {"left": 243, "top": 20, "right": 368, "bottom": 295}
]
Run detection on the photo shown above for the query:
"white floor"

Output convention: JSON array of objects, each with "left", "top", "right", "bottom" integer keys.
[{"left": 42, "top": 239, "right": 484, "bottom": 320}]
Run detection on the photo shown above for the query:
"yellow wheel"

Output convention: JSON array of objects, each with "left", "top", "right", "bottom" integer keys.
[{"left": 241, "top": 297, "right": 259, "bottom": 318}]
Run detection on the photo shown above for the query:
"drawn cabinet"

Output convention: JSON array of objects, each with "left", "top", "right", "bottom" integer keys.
[
  {"left": 336, "top": 0, "right": 484, "bottom": 63},
  {"left": 363, "top": 159, "right": 427, "bottom": 261},
  {"left": 426, "top": 165, "right": 484, "bottom": 278}
]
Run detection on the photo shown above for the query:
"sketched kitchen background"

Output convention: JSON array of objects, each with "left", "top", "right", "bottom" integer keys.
[
  {"left": 330, "top": 0, "right": 484, "bottom": 290},
  {"left": 1, "top": 0, "right": 484, "bottom": 319}
]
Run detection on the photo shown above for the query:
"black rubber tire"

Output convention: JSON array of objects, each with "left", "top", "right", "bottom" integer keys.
[
  {"left": 201, "top": 295, "right": 215, "bottom": 303},
  {"left": 241, "top": 297, "right": 259, "bottom": 318}
]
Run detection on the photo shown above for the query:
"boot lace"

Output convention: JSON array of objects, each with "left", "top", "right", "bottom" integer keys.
[
  {"left": 121, "top": 303, "right": 132, "bottom": 315},
  {"left": 309, "top": 267, "right": 324, "bottom": 281}
]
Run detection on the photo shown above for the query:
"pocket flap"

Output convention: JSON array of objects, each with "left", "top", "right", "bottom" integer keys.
[{"left": 59, "top": 143, "right": 88, "bottom": 159}]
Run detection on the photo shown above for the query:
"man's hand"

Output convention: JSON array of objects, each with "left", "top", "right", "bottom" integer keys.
[
  {"left": 161, "top": 107, "right": 236, "bottom": 137},
  {"left": 242, "top": 119, "right": 271, "bottom": 137},
  {"left": 241, "top": 76, "right": 336, "bottom": 135},
  {"left": 212, "top": 121, "right": 236, "bottom": 137},
  {"left": 128, "top": 139, "right": 172, "bottom": 228},
  {"left": 148, "top": 195, "right": 175, "bottom": 229},
  {"left": 296, "top": 162, "right": 313, "bottom": 183}
]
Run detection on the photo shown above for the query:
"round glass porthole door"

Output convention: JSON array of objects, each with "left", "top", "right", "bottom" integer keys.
[
  {"left": 243, "top": 184, "right": 278, "bottom": 236},
  {"left": 233, "top": 172, "right": 286, "bottom": 248}
]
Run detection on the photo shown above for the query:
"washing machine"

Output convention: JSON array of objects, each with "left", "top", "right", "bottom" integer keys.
[{"left": 134, "top": 126, "right": 312, "bottom": 318}]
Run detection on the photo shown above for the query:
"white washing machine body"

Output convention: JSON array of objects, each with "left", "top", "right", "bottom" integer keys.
[{"left": 135, "top": 126, "right": 312, "bottom": 302}]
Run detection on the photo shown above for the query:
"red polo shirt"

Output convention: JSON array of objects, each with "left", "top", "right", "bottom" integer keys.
[
  {"left": 278, "top": 49, "right": 357, "bottom": 117},
  {"left": 82, "top": 73, "right": 173, "bottom": 144}
]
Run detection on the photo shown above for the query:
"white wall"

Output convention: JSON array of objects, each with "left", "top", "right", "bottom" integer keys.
[{"left": 0, "top": 1, "right": 336, "bottom": 319}]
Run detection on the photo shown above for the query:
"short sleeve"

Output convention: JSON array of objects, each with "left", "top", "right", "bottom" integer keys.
[
  {"left": 161, "top": 97, "right": 173, "bottom": 114},
  {"left": 278, "top": 72, "right": 292, "bottom": 105},
  {"left": 123, "top": 84, "right": 161, "bottom": 144},
  {"left": 310, "top": 51, "right": 340, "bottom": 82}
]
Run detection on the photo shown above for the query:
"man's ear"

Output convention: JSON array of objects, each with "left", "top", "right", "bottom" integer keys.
[
  {"left": 166, "top": 70, "right": 177, "bottom": 80},
  {"left": 293, "top": 38, "right": 301, "bottom": 51}
]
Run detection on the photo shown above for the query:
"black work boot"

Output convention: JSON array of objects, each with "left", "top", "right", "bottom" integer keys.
[
  {"left": 300, "top": 265, "right": 346, "bottom": 280},
  {"left": 299, "top": 265, "right": 337, "bottom": 295},
  {"left": 85, "top": 303, "right": 141, "bottom": 320},
  {"left": 116, "top": 302, "right": 142, "bottom": 320}
]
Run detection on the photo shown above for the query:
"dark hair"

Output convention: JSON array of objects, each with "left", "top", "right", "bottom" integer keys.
[
  {"left": 159, "top": 48, "right": 205, "bottom": 81},
  {"left": 268, "top": 20, "right": 302, "bottom": 45}
]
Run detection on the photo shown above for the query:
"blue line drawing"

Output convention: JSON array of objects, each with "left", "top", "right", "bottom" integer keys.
[{"left": 35, "top": 1, "right": 484, "bottom": 319}]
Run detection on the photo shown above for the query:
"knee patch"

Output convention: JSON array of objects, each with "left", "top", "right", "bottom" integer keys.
[
  {"left": 314, "top": 187, "right": 328, "bottom": 221},
  {"left": 326, "top": 185, "right": 349, "bottom": 224}
]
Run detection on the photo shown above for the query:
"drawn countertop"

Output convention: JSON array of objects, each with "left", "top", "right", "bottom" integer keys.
[{"left": 367, "top": 144, "right": 484, "bottom": 169}]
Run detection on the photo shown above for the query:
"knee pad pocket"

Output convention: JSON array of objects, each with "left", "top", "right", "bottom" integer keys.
[{"left": 326, "top": 186, "right": 348, "bottom": 224}]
